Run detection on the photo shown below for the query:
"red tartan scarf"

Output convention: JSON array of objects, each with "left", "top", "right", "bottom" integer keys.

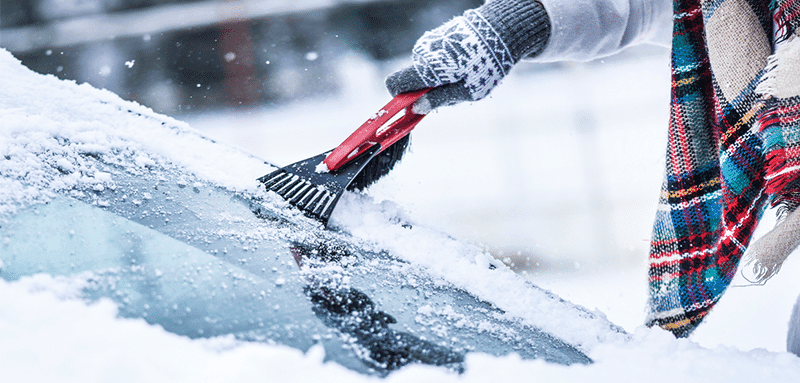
[{"left": 647, "top": 0, "right": 800, "bottom": 337}]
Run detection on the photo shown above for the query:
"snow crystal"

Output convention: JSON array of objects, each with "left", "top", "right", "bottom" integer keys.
[
  {"left": 417, "top": 304, "right": 435, "bottom": 316},
  {"left": 134, "top": 155, "right": 156, "bottom": 168},
  {"left": 315, "top": 161, "right": 329, "bottom": 173}
]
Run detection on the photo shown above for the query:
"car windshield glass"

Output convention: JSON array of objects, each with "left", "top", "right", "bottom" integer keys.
[{"left": 1, "top": 161, "right": 591, "bottom": 375}]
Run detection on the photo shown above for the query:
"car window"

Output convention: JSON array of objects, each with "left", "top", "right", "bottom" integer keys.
[{"left": 0, "top": 162, "right": 591, "bottom": 375}]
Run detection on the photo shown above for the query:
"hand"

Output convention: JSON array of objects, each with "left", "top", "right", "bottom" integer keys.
[{"left": 386, "top": 0, "right": 550, "bottom": 113}]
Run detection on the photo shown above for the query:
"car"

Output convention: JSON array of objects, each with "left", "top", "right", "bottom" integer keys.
[{"left": 0, "top": 49, "right": 622, "bottom": 376}]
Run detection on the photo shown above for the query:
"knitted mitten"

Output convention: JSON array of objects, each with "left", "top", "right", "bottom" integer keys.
[{"left": 385, "top": 0, "right": 550, "bottom": 113}]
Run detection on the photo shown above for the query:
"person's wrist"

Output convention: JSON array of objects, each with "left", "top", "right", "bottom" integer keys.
[{"left": 477, "top": 0, "right": 550, "bottom": 60}]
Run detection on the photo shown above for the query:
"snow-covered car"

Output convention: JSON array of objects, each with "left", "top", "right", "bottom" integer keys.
[{"left": 0, "top": 49, "right": 625, "bottom": 376}]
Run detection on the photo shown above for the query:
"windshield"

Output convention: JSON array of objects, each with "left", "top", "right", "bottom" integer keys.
[{"left": 0, "top": 161, "right": 590, "bottom": 375}]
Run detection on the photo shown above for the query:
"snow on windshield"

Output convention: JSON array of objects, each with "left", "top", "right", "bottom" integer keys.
[
  {"left": 3, "top": 47, "right": 800, "bottom": 381},
  {"left": 0, "top": 46, "right": 622, "bottom": 347},
  {"left": 0, "top": 49, "right": 272, "bottom": 218}
]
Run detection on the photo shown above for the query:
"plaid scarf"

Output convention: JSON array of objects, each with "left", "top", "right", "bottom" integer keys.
[{"left": 647, "top": 0, "right": 800, "bottom": 337}]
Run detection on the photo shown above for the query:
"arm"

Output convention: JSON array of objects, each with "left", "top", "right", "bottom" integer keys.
[
  {"left": 386, "top": 0, "right": 673, "bottom": 111},
  {"left": 535, "top": 0, "right": 672, "bottom": 62}
]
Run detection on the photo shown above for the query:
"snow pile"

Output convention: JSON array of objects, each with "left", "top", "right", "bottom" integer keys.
[
  {"left": 330, "top": 194, "right": 626, "bottom": 350},
  {"left": 3, "top": 274, "right": 800, "bottom": 383},
  {"left": 0, "top": 275, "right": 364, "bottom": 383},
  {"left": 3, "top": 47, "right": 800, "bottom": 381},
  {"left": 0, "top": 48, "right": 271, "bottom": 217}
]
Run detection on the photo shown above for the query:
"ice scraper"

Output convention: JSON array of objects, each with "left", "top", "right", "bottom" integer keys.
[{"left": 258, "top": 88, "right": 430, "bottom": 226}]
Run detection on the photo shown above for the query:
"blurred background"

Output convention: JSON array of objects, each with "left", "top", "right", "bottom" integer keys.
[
  {"left": 0, "top": 0, "right": 671, "bottom": 277},
  {"left": 1, "top": 0, "right": 483, "bottom": 113}
]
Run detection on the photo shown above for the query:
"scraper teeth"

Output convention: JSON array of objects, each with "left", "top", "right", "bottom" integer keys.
[
  {"left": 258, "top": 173, "right": 278, "bottom": 188},
  {"left": 282, "top": 178, "right": 308, "bottom": 199},
  {"left": 261, "top": 171, "right": 291, "bottom": 190},
  {"left": 275, "top": 175, "right": 301, "bottom": 195},
  {"left": 298, "top": 188, "right": 322, "bottom": 211},
  {"left": 287, "top": 181, "right": 313, "bottom": 203},
  {"left": 310, "top": 192, "right": 332, "bottom": 216},
  {"left": 319, "top": 194, "right": 337, "bottom": 219},
  {"left": 294, "top": 187, "right": 316, "bottom": 209},
  {"left": 259, "top": 168, "right": 336, "bottom": 221}
]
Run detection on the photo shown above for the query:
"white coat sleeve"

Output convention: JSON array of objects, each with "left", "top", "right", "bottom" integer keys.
[{"left": 532, "top": 0, "right": 673, "bottom": 62}]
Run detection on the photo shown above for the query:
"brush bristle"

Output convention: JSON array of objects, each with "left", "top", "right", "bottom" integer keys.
[{"left": 348, "top": 134, "right": 410, "bottom": 191}]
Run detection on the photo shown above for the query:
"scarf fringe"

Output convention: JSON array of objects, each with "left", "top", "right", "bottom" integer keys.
[
  {"left": 757, "top": 35, "right": 800, "bottom": 209},
  {"left": 755, "top": 51, "right": 782, "bottom": 97},
  {"left": 776, "top": 194, "right": 800, "bottom": 220},
  {"left": 741, "top": 200, "right": 800, "bottom": 284},
  {"left": 756, "top": 35, "right": 800, "bottom": 99}
]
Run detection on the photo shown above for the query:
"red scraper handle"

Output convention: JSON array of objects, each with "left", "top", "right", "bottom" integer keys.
[{"left": 323, "top": 88, "right": 431, "bottom": 172}]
